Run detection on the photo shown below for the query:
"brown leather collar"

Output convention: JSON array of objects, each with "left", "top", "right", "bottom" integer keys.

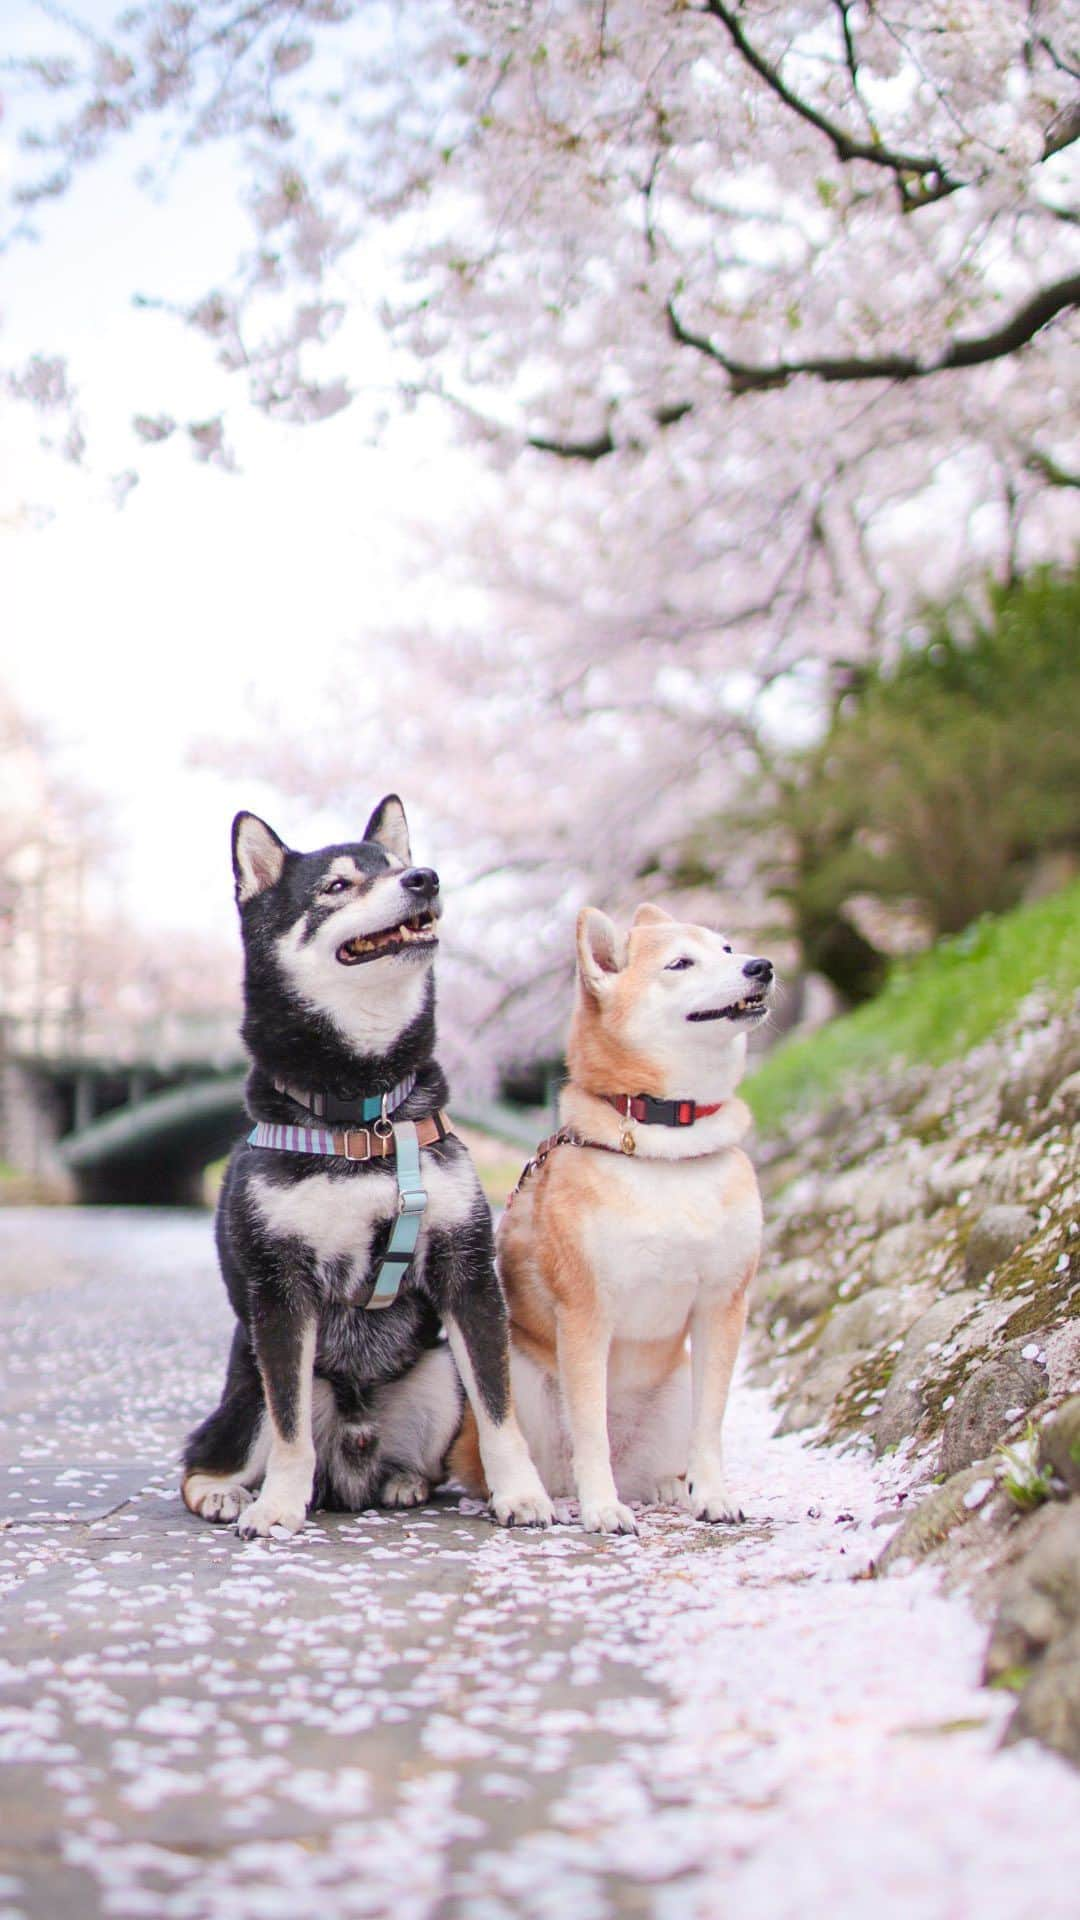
[{"left": 330, "top": 1110, "right": 452, "bottom": 1162}]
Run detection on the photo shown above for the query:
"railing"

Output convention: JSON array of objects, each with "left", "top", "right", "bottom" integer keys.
[{"left": 0, "top": 1010, "right": 246, "bottom": 1073}]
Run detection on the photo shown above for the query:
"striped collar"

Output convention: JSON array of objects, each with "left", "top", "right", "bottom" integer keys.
[
  {"left": 248, "top": 1110, "right": 451, "bottom": 1162},
  {"left": 271, "top": 1069, "right": 417, "bottom": 1127}
]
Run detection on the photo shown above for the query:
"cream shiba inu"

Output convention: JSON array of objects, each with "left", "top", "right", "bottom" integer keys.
[{"left": 452, "top": 904, "right": 773, "bottom": 1533}]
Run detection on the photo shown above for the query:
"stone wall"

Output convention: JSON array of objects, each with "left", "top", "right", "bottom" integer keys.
[
  {"left": 749, "top": 989, "right": 1080, "bottom": 1764},
  {"left": 0, "top": 1060, "right": 73, "bottom": 1199}
]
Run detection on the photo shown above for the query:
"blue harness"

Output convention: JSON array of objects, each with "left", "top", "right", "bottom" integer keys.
[{"left": 247, "top": 1076, "right": 434, "bottom": 1310}]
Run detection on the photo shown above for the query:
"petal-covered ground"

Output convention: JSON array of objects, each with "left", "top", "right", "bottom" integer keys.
[{"left": 2, "top": 1209, "right": 1079, "bottom": 1920}]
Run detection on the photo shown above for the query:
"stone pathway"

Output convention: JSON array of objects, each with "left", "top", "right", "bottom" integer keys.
[{"left": 3, "top": 1209, "right": 1080, "bottom": 1920}]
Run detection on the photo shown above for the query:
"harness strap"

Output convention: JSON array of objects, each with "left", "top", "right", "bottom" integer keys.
[
  {"left": 246, "top": 1112, "right": 452, "bottom": 1310},
  {"left": 504, "top": 1127, "right": 619, "bottom": 1210},
  {"left": 366, "top": 1120, "right": 426, "bottom": 1310},
  {"left": 504, "top": 1117, "right": 735, "bottom": 1210}
]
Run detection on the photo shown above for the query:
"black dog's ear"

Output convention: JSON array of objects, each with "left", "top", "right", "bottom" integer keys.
[
  {"left": 363, "top": 793, "right": 411, "bottom": 864},
  {"left": 232, "top": 812, "right": 288, "bottom": 904}
]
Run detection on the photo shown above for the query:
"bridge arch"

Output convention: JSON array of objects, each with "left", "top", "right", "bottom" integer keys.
[{"left": 59, "top": 1075, "right": 248, "bottom": 1206}]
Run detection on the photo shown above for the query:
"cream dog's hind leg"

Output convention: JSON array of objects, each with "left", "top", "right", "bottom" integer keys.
[{"left": 615, "top": 1364, "right": 692, "bottom": 1508}]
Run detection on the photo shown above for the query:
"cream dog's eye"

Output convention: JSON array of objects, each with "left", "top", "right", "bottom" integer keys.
[{"left": 665, "top": 957, "right": 694, "bottom": 970}]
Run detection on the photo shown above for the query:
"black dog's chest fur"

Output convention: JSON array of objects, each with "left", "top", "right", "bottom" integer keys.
[
  {"left": 219, "top": 1122, "right": 486, "bottom": 1349},
  {"left": 219, "top": 1134, "right": 481, "bottom": 1380}
]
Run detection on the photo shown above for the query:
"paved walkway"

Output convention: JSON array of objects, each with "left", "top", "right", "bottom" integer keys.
[{"left": 3, "top": 1209, "right": 1080, "bottom": 1920}]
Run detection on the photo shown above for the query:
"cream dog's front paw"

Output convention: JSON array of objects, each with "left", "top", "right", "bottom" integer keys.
[
  {"left": 685, "top": 1471, "right": 744, "bottom": 1524},
  {"left": 579, "top": 1497, "right": 638, "bottom": 1536},
  {"left": 490, "top": 1478, "right": 555, "bottom": 1528}
]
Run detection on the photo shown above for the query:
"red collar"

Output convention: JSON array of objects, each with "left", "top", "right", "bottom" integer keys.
[{"left": 602, "top": 1093, "right": 726, "bottom": 1128}]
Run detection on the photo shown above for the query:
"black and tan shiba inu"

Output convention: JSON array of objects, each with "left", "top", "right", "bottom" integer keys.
[
  {"left": 453, "top": 905, "right": 773, "bottom": 1533},
  {"left": 182, "top": 796, "right": 552, "bottom": 1536}
]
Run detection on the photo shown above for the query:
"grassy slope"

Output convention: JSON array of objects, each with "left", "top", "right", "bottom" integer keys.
[{"left": 745, "top": 880, "right": 1080, "bottom": 1136}]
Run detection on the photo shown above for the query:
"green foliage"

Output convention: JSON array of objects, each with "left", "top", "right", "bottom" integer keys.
[
  {"left": 742, "top": 565, "right": 1080, "bottom": 999},
  {"left": 997, "top": 1424, "right": 1054, "bottom": 1512},
  {"left": 987, "top": 1666, "right": 1033, "bottom": 1695},
  {"left": 745, "top": 878, "right": 1080, "bottom": 1133}
]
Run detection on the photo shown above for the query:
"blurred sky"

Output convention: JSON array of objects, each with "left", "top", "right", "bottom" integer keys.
[{"left": 1, "top": 0, "right": 476, "bottom": 940}]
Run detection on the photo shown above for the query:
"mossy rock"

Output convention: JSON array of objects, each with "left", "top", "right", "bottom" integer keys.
[
  {"left": 988, "top": 1202, "right": 1080, "bottom": 1343},
  {"left": 866, "top": 1292, "right": 983, "bottom": 1455},
  {"left": 964, "top": 1206, "right": 1037, "bottom": 1284},
  {"left": 774, "top": 1355, "right": 859, "bottom": 1437},
  {"left": 939, "top": 1346, "right": 1048, "bottom": 1478},
  {"left": 1048, "top": 1070, "right": 1080, "bottom": 1126},
  {"left": 1039, "top": 1396, "right": 1080, "bottom": 1496},
  {"left": 867, "top": 1218, "right": 939, "bottom": 1287},
  {"left": 877, "top": 1465, "right": 997, "bottom": 1573},
  {"left": 759, "top": 1259, "right": 835, "bottom": 1332},
  {"left": 816, "top": 1286, "right": 916, "bottom": 1362},
  {"left": 824, "top": 1341, "right": 900, "bottom": 1439},
  {"left": 985, "top": 1502, "right": 1080, "bottom": 1681},
  {"left": 1004, "top": 1623, "right": 1080, "bottom": 1766}
]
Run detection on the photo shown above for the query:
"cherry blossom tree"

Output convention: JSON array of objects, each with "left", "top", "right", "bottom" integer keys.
[
  {"left": 7, "top": 3, "right": 1080, "bottom": 1066},
  {"left": 0, "top": 693, "right": 237, "bottom": 1060}
]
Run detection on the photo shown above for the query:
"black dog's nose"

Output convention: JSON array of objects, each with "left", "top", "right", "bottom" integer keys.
[
  {"left": 401, "top": 867, "right": 440, "bottom": 897},
  {"left": 743, "top": 956, "right": 773, "bottom": 982}
]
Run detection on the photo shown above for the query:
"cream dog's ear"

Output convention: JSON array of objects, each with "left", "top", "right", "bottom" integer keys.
[
  {"left": 576, "top": 908, "right": 627, "bottom": 1000},
  {"left": 631, "top": 903, "right": 675, "bottom": 928}
]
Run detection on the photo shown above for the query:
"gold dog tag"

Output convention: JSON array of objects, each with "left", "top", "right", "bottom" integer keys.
[{"left": 620, "top": 1129, "right": 636, "bottom": 1155}]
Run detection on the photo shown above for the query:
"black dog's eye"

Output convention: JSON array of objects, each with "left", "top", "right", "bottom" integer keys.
[
  {"left": 324, "top": 877, "right": 350, "bottom": 895},
  {"left": 665, "top": 957, "right": 694, "bottom": 971}
]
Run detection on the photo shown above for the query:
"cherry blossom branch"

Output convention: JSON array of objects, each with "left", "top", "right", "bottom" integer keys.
[
  {"left": 526, "top": 401, "right": 692, "bottom": 460},
  {"left": 703, "top": 0, "right": 960, "bottom": 206},
  {"left": 832, "top": 0, "right": 874, "bottom": 144},
  {"left": 666, "top": 272, "right": 1080, "bottom": 393},
  {"left": 521, "top": 274, "right": 1080, "bottom": 460},
  {"left": 1022, "top": 443, "right": 1080, "bottom": 489}
]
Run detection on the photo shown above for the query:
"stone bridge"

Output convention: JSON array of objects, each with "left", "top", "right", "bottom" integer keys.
[{"left": 0, "top": 1016, "right": 250, "bottom": 1205}]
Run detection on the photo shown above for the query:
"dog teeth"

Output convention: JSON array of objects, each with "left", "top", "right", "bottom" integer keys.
[{"left": 341, "top": 913, "right": 435, "bottom": 958}]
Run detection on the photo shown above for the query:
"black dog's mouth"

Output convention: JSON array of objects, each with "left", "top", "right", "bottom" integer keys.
[
  {"left": 687, "top": 991, "right": 769, "bottom": 1024},
  {"left": 336, "top": 910, "right": 438, "bottom": 965}
]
